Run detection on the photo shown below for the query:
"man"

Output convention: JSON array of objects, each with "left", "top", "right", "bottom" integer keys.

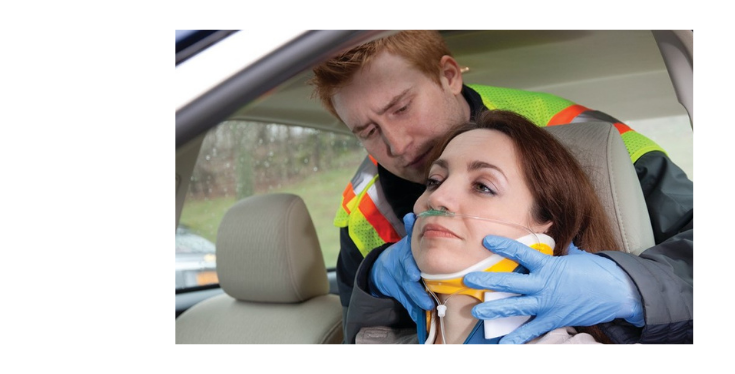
[{"left": 310, "top": 31, "right": 693, "bottom": 344}]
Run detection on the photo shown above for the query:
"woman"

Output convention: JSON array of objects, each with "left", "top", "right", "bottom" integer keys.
[{"left": 409, "top": 109, "right": 621, "bottom": 344}]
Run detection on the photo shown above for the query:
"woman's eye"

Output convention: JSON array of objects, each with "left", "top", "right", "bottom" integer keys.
[
  {"left": 395, "top": 104, "right": 409, "bottom": 114},
  {"left": 425, "top": 177, "right": 442, "bottom": 190},
  {"left": 473, "top": 182, "right": 496, "bottom": 195}
]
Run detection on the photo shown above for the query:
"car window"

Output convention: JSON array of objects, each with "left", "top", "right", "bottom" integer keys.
[{"left": 176, "top": 120, "right": 366, "bottom": 290}]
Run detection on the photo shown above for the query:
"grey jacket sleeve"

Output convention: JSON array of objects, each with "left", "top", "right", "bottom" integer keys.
[
  {"left": 598, "top": 151, "right": 693, "bottom": 343},
  {"left": 343, "top": 244, "right": 415, "bottom": 343},
  {"left": 635, "top": 151, "right": 693, "bottom": 243},
  {"left": 598, "top": 230, "right": 693, "bottom": 343}
]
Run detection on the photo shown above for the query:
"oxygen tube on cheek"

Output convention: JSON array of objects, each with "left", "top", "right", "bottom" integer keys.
[{"left": 416, "top": 209, "right": 555, "bottom": 343}]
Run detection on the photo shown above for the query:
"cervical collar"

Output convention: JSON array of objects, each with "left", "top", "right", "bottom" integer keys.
[
  {"left": 421, "top": 233, "right": 556, "bottom": 339},
  {"left": 421, "top": 233, "right": 555, "bottom": 301}
]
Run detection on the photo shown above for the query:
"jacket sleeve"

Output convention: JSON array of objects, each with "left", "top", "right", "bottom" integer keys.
[
  {"left": 635, "top": 151, "right": 693, "bottom": 243},
  {"left": 335, "top": 227, "right": 365, "bottom": 308},
  {"left": 598, "top": 151, "right": 693, "bottom": 343},
  {"left": 342, "top": 243, "right": 414, "bottom": 343},
  {"left": 337, "top": 227, "right": 414, "bottom": 343}
]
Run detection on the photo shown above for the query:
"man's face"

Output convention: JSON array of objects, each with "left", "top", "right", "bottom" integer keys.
[{"left": 332, "top": 52, "right": 468, "bottom": 183}]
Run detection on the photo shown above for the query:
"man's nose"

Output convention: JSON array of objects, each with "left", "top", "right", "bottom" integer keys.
[{"left": 381, "top": 124, "right": 411, "bottom": 157}]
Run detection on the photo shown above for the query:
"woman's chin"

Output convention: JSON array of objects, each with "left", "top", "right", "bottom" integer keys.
[
  {"left": 415, "top": 242, "right": 488, "bottom": 275},
  {"left": 418, "top": 257, "right": 468, "bottom": 275}
]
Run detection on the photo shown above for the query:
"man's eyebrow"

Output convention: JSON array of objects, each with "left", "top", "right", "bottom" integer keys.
[
  {"left": 377, "top": 88, "right": 410, "bottom": 115},
  {"left": 351, "top": 88, "right": 411, "bottom": 135}
]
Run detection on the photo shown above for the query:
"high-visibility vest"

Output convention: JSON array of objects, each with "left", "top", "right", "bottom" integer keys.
[
  {"left": 334, "top": 84, "right": 666, "bottom": 257},
  {"left": 468, "top": 84, "right": 665, "bottom": 163}
]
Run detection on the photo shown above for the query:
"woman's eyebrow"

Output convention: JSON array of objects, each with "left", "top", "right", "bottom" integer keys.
[
  {"left": 432, "top": 159, "right": 448, "bottom": 169},
  {"left": 468, "top": 160, "right": 506, "bottom": 180}
]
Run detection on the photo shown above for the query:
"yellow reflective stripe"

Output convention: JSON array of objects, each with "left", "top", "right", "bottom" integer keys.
[
  {"left": 334, "top": 156, "right": 378, "bottom": 228},
  {"left": 350, "top": 174, "right": 386, "bottom": 255},
  {"left": 334, "top": 172, "right": 389, "bottom": 256},
  {"left": 467, "top": 84, "right": 575, "bottom": 127},
  {"left": 349, "top": 208, "right": 387, "bottom": 257},
  {"left": 334, "top": 205, "right": 349, "bottom": 227},
  {"left": 470, "top": 84, "right": 667, "bottom": 163},
  {"left": 621, "top": 131, "right": 667, "bottom": 163}
]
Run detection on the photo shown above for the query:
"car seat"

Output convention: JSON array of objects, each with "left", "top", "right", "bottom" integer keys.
[
  {"left": 175, "top": 193, "right": 343, "bottom": 343},
  {"left": 545, "top": 121, "right": 655, "bottom": 254}
]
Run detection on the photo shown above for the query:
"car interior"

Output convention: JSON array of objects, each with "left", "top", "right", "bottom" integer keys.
[
  {"left": 174, "top": 30, "right": 692, "bottom": 344},
  {"left": 176, "top": 193, "right": 343, "bottom": 343}
]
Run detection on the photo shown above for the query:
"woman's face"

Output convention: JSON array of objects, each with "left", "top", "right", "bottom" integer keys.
[{"left": 411, "top": 129, "right": 552, "bottom": 274}]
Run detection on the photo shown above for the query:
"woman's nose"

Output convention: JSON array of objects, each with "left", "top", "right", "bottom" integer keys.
[{"left": 427, "top": 182, "right": 456, "bottom": 213}]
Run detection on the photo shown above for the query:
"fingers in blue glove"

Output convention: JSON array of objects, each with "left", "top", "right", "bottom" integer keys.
[
  {"left": 472, "top": 235, "right": 644, "bottom": 336},
  {"left": 370, "top": 212, "right": 435, "bottom": 321},
  {"left": 403, "top": 212, "right": 416, "bottom": 238},
  {"left": 482, "top": 235, "right": 550, "bottom": 272},
  {"left": 463, "top": 236, "right": 552, "bottom": 294},
  {"left": 464, "top": 271, "right": 539, "bottom": 295},
  {"left": 399, "top": 243, "right": 434, "bottom": 311},
  {"left": 470, "top": 295, "right": 539, "bottom": 320},
  {"left": 565, "top": 241, "right": 585, "bottom": 256},
  {"left": 498, "top": 315, "right": 556, "bottom": 344}
]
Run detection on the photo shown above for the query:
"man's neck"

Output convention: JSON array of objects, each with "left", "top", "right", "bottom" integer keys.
[{"left": 460, "top": 84, "right": 486, "bottom": 121}]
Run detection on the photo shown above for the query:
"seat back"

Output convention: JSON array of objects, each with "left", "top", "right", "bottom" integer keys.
[
  {"left": 176, "top": 193, "right": 343, "bottom": 344},
  {"left": 544, "top": 122, "right": 655, "bottom": 255}
]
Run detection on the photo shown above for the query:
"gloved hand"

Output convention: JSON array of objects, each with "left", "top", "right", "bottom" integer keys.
[
  {"left": 464, "top": 235, "right": 644, "bottom": 344},
  {"left": 369, "top": 213, "right": 435, "bottom": 322}
]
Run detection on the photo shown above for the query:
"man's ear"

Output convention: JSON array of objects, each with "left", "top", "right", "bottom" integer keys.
[{"left": 439, "top": 55, "right": 464, "bottom": 95}]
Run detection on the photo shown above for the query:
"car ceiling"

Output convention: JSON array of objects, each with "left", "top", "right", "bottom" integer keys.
[{"left": 226, "top": 30, "right": 688, "bottom": 136}]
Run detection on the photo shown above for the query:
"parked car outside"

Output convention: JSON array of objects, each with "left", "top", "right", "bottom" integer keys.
[{"left": 175, "top": 225, "right": 217, "bottom": 289}]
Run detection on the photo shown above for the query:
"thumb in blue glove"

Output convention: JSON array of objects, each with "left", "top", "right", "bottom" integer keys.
[
  {"left": 370, "top": 213, "right": 435, "bottom": 322},
  {"left": 464, "top": 235, "right": 644, "bottom": 344}
]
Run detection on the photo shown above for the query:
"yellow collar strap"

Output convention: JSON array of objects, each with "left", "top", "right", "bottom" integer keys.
[{"left": 421, "top": 234, "right": 554, "bottom": 302}]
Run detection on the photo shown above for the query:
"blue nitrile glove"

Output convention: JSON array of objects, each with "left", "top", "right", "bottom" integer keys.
[
  {"left": 464, "top": 235, "right": 644, "bottom": 344},
  {"left": 369, "top": 213, "right": 435, "bottom": 323}
]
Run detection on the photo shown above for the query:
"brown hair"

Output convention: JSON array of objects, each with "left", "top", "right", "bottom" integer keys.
[
  {"left": 309, "top": 31, "right": 452, "bottom": 119},
  {"left": 425, "top": 109, "right": 622, "bottom": 343}
]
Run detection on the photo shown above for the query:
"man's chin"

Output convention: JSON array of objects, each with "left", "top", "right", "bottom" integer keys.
[
  {"left": 400, "top": 170, "right": 426, "bottom": 184},
  {"left": 384, "top": 164, "right": 424, "bottom": 183}
]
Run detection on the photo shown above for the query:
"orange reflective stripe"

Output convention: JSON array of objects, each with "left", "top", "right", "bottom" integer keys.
[
  {"left": 358, "top": 194, "right": 401, "bottom": 243},
  {"left": 368, "top": 154, "right": 377, "bottom": 165},
  {"left": 613, "top": 122, "right": 633, "bottom": 135},
  {"left": 341, "top": 182, "right": 356, "bottom": 214},
  {"left": 547, "top": 104, "right": 589, "bottom": 126}
]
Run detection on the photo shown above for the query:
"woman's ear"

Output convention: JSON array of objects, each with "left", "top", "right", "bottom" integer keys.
[{"left": 439, "top": 55, "right": 464, "bottom": 95}]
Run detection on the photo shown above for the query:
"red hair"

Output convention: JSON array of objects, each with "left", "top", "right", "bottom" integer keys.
[{"left": 309, "top": 31, "right": 452, "bottom": 119}]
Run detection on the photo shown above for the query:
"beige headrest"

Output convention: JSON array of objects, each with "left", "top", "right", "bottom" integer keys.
[
  {"left": 215, "top": 193, "right": 328, "bottom": 302},
  {"left": 544, "top": 122, "right": 655, "bottom": 255}
]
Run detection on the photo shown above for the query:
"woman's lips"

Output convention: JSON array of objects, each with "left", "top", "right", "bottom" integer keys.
[{"left": 421, "top": 223, "right": 460, "bottom": 239}]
